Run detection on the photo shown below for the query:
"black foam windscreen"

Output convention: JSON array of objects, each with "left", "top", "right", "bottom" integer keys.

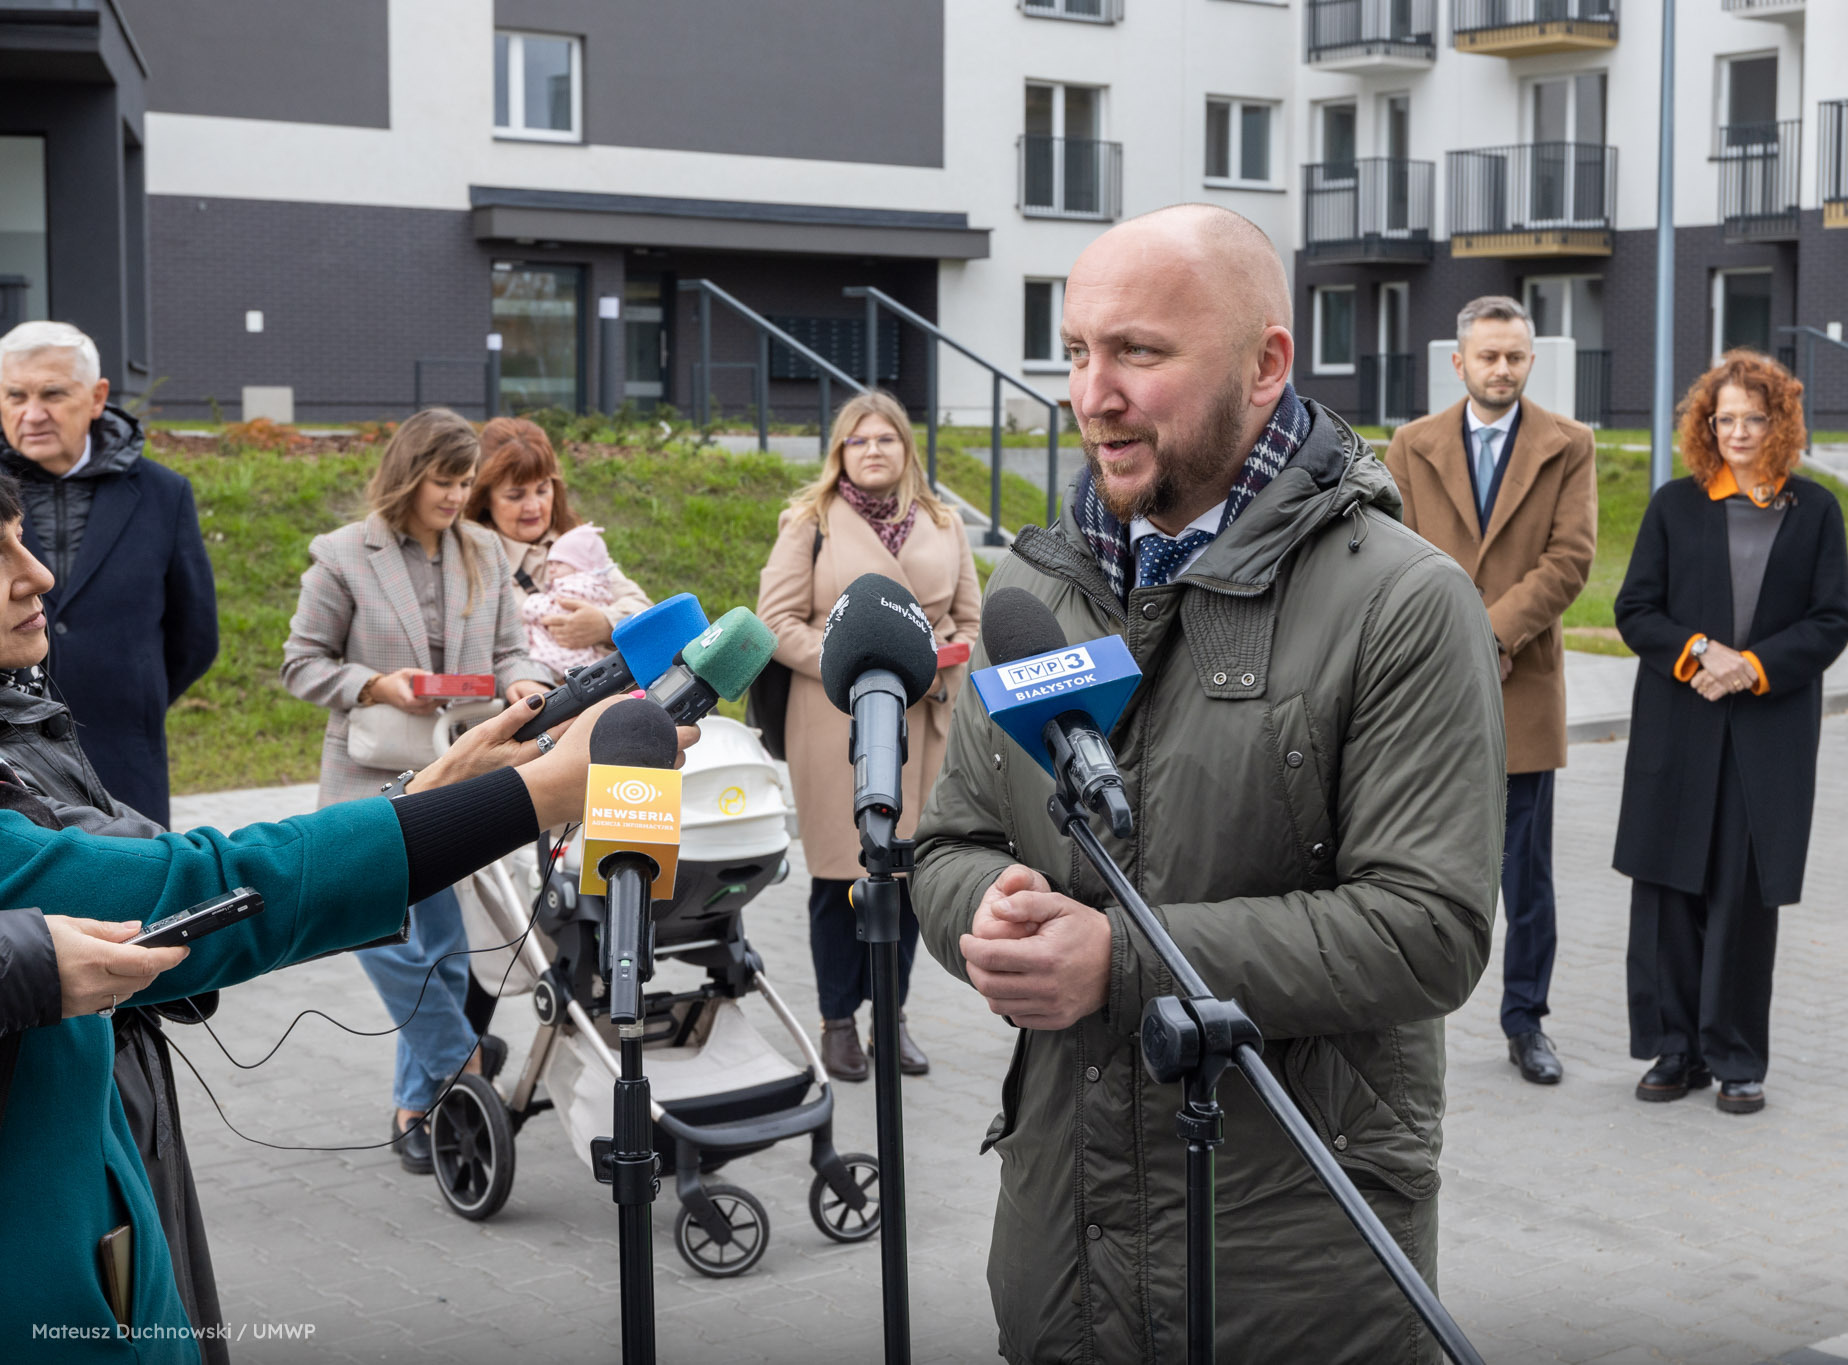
[
  {"left": 819, "top": 572, "right": 940, "bottom": 714},
  {"left": 981, "top": 586, "right": 1070, "bottom": 667},
  {"left": 586, "top": 697, "right": 679, "bottom": 769}
]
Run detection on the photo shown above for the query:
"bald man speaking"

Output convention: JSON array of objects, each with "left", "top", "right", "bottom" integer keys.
[{"left": 913, "top": 205, "right": 1505, "bottom": 1362}]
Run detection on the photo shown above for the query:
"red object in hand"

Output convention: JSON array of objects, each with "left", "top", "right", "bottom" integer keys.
[
  {"left": 411, "top": 673, "right": 498, "bottom": 698},
  {"left": 936, "top": 641, "right": 971, "bottom": 669}
]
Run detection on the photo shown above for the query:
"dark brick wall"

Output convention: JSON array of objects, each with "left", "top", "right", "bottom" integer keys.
[{"left": 1295, "top": 215, "right": 1848, "bottom": 432}]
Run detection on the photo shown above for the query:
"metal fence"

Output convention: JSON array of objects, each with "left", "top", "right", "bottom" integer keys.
[
  {"left": 1019, "top": 136, "right": 1123, "bottom": 221},
  {"left": 1821, "top": 101, "right": 1848, "bottom": 212},
  {"left": 1447, "top": 142, "right": 1616, "bottom": 235},
  {"left": 1452, "top": 0, "right": 1618, "bottom": 34},
  {"left": 1303, "top": 159, "right": 1435, "bottom": 259},
  {"left": 1721, "top": 0, "right": 1803, "bottom": 12},
  {"left": 1717, "top": 119, "right": 1801, "bottom": 240},
  {"left": 1575, "top": 349, "right": 1612, "bottom": 429},
  {"left": 1358, "top": 353, "right": 1419, "bottom": 426},
  {"left": 1304, "top": 0, "right": 1436, "bottom": 61},
  {"left": 1020, "top": 0, "right": 1122, "bottom": 21}
]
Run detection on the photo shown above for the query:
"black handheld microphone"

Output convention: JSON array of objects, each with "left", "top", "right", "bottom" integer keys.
[
  {"left": 981, "top": 587, "right": 1135, "bottom": 838},
  {"left": 583, "top": 700, "right": 681, "bottom": 1025},
  {"left": 820, "top": 573, "right": 939, "bottom": 831},
  {"left": 513, "top": 592, "right": 709, "bottom": 742}
]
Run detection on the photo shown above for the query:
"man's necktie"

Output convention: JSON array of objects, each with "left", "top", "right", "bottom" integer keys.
[
  {"left": 1475, "top": 428, "right": 1501, "bottom": 516},
  {"left": 1136, "top": 528, "right": 1216, "bottom": 588}
]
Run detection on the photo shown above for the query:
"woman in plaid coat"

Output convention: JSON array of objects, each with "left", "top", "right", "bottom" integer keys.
[{"left": 282, "top": 409, "right": 550, "bottom": 1170}]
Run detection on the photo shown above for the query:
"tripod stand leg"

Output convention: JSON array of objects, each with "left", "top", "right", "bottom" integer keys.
[
  {"left": 614, "top": 1031, "right": 656, "bottom": 1365},
  {"left": 869, "top": 938, "right": 912, "bottom": 1365},
  {"left": 1186, "top": 1136, "right": 1215, "bottom": 1364}
]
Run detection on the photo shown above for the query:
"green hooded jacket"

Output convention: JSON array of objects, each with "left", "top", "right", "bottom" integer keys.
[{"left": 912, "top": 399, "right": 1506, "bottom": 1364}]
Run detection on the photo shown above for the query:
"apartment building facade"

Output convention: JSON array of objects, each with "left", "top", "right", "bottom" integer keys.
[{"left": 1, "top": 1, "right": 1842, "bottom": 428}]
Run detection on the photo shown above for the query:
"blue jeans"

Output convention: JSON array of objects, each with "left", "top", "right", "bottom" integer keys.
[{"left": 356, "top": 886, "right": 476, "bottom": 1111}]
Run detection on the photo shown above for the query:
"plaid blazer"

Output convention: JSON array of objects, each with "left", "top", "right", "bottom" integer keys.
[{"left": 281, "top": 514, "right": 549, "bottom": 805}]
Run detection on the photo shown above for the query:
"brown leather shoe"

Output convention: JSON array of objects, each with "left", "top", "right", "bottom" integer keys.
[
  {"left": 821, "top": 1018, "right": 869, "bottom": 1083},
  {"left": 868, "top": 1012, "right": 931, "bottom": 1076}
]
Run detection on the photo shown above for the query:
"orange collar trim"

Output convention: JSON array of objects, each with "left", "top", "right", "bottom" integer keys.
[{"left": 1707, "top": 465, "right": 1787, "bottom": 508}]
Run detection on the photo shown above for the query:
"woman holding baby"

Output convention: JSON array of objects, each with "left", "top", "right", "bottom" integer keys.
[{"left": 467, "top": 417, "right": 652, "bottom": 679}]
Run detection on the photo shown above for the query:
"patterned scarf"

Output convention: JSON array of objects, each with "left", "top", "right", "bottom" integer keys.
[
  {"left": 837, "top": 479, "right": 920, "bottom": 557},
  {"left": 1075, "top": 384, "right": 1311, "bottom": 603}
]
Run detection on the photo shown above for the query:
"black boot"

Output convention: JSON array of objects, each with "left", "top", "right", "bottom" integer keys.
[
  {"left": 821, "top": 1018, "right": 869, "bottom": 1083},
  {"left": 1634, "top": 1054, "right": 1713, "bottom": 1103},
  {"left": 391, "top": 1111, "right": 432, "bottom": 1174},
  {"left": 1716, "top": 1080, "right": 1766, "bottom": 1115}
]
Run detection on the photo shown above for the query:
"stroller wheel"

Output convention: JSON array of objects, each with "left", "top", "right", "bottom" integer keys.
[
  {"left": 810, "top": 1152, "right": 882, "bottom": 1244},
  {"left": 430, "top": 1073, "right": 515, "bottom": 1221},
  {"left": 674, "top": 1185, "right": 770, "bottom": 1278}
]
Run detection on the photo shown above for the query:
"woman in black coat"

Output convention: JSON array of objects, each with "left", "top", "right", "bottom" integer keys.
[{"left": 1614, "top": 350, "right": 1848, "bottom": 1115}]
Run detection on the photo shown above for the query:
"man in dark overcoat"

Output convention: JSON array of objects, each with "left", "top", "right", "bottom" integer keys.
[{"left": 0, "top": 322, "right": 217, "bottom": 828}]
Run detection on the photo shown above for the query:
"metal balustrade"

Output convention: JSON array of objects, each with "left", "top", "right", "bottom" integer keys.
[
  {"left": 1716, "top": 119, "right": 1801, "bottom": 241},
  {"left": 1358, "top": 353, "right": 1420, "bottom": 426},
  {"left": 1451, "top": 0, "right": 1618, "bottom": 52},
  {"left": 1020, "top": 0, "right": 1123, "bottom": 22},
  {"left": 1303, "top": 159, "right": 1435, "bottom": 262},
  {"left": 1821, "top": 101, "right": 1848, "bottom": 229},
  {"left": 1447, "top": 142, "right": 1616, "bottom": 255},
  {"left": 1018, "top": 136, "right": 1122, "bottom": 221},
  {"left": 1304, "top": 0, "right": 1436, "bottom": 65}
]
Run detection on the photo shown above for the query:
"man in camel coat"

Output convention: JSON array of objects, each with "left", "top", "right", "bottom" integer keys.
[{"left": 1385, "top": 295, "right": 1597, "bottom": 1087}]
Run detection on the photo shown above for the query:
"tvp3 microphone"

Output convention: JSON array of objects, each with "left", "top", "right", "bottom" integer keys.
[
  {"left": 513, "top": 592, "right": 708, "bottom": 742},
  {"left": 973, "top": 587, "right": 1141, "bottom": 838},
  {"left": 644, "top": 607, "right": 779, "bottom": 726},
  {"left": 579, "top": 699, "right": 682, "bottom": 1025},
  {"left": 819, "top": 572, "right": 939, "bottom": 827}
]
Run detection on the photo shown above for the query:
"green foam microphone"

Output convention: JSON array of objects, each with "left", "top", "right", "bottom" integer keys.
[{"left": 645, "top": 606, "right": 780, "bottom": 724}]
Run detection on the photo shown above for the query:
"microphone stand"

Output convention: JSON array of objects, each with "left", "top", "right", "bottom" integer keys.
[
  {"left": 1043, "top": 781, "right": 1486, "bottom": 1365},
  {"left": 851, "top": 807, "right": 912, "bottom": 1365},
  {"left": 595, "top": 851, "right": 661, "bottom": 1365}
]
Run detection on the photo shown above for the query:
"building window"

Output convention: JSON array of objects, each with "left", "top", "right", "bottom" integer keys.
[
  {"left": 1022, "top": 83, "right": 1120, "bottom": 219},
  {"left": 1313, "top": 286, "right": 1356, "bottom": 375},
  {"left": 1319, "top": 100, "right": 1358, "bottom": 177},
  {"left": 1024, "top": 279, "right": 1067, "bottom": 367},
  {"left": 767, "top": 316, "right": 899, "bottom": 383},
  {"left": 494, "top": 31, "right": 582, "bottom": 142},
  {"left": 1205, "top": 99, "right": 1277, "bottom": 187}
]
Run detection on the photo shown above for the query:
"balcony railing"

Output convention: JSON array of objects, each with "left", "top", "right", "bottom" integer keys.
[
  {"left": 1358, "top": 353, "right": 1420, "bottom": 425},
  {"left": 1452, "top": 0, "right": 1618, "bottom": 53},
  {"left": 1575, "top": 349, "right": 1612, "bottom": 428},
  {"left": 1822, "top": 100, "right": 1848, "bottom": 228},
  {"left": 1717, "top": 119, "right": 1801, "bottom": 241},
  {"left": 1019, "top": 136, "right": 1122, "bottom": 221},
  {"left": 1305, "top": 0, "right": 1436, "bottom": 67},
  {"left": 1304, "top": 159, "right": 1436, "bottom": 262},
  {"left": 1447, "top": 142, "right": 1616, "bottom": 255},
  {"left": 1020, "top": 0, "right": 1123, "bottom": 23},
  {"left": 1722, "top": 0, "right": 1805, "bottom": 18}
]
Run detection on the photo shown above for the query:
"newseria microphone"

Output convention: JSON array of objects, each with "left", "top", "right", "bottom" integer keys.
[{"left": 580, "top": 702, "right": 684, "bottom": 903}]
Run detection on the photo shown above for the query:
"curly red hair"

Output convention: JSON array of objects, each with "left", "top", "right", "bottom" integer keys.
[
  {"left": 1676, "top": 350, "right": 1806, "bottom": 488},
  {"left": 464, "top": 417, "right": 582, "bottom": 537}
]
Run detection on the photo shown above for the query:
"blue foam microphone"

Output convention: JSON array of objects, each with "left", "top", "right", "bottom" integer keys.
[
  {"left": 973, "top": 587, "right": 1141, "bottom": 837},
  {"left": 513, "top": 591, "right": 709, "bottom": 742}
]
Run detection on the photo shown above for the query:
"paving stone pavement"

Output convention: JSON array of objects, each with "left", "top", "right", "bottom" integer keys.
[{"left": 165, "top": 721, "right": 1848, "bottom": 1364}]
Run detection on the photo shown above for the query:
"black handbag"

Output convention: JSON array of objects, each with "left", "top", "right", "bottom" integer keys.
[{"left": 746, "top": 525, "right": 822, "bottom": 762}]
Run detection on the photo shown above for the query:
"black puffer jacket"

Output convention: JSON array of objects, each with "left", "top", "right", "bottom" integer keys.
[{"left": 0, "top": 404, "right": 142, "bottom": 584}]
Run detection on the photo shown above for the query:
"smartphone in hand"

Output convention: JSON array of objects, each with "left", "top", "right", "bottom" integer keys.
[{"left": 129, "top": 887, "right": 264, "bottom": 948}]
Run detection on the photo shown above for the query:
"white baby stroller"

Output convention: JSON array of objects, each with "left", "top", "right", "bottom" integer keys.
[{"left": 431, "top": 716, "right": 882, "bottom": 1277}]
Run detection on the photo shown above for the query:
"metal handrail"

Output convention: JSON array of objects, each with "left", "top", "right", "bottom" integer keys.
[
  {"left": 846, "top": 286, "right": 1065, "bottom": 542},
  {"left": 1779, "top": 326, "right": 1848, "bottom": 452},
  {"left": 678, "top": 278, "right": 865, "bottom": 455}
]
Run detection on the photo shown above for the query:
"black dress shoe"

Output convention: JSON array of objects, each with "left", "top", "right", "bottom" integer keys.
[
  {"left": 392, "top": 1111, "right": 433, "bottom": 1174},
  {"left": 1507, "top": 1030, "right": 1563, "bottom": 1085},
  {"left": 1635, "top": 1053, "right": 1713, "bottom": 1103},
  {"left": 1716, "top": 1080, "right": 1766, "bottom": 1115}
]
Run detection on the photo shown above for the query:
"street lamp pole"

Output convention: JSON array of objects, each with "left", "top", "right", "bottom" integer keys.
[{"left": 1650, "top": 0, "right": 1676, "bottom": 491}]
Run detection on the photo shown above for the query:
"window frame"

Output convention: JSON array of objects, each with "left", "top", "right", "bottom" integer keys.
[
  {"left": 1203, "top": 96, "right": 1282, "bottom": 190},
  {"left": 1023, "top": 277, "right": 1069, "bottom": 371},
  {"left": 1312, "top": 285, "right": 1357, "bottom": 376},
  {"left": 494, "top": 30, "right": 584, "bottom": 144}
]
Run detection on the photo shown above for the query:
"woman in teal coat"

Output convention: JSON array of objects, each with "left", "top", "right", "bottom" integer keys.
[{"left": 0, "top": 472, "right": 647, "bottom": 1362}]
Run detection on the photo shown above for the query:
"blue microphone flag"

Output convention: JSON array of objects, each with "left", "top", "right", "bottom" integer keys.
[
  {"left": 971, "top": 634, "right": 1142, "bottom": 777},
  {"left": 612, "top": 592, "right": 708, "bottom": 686}
]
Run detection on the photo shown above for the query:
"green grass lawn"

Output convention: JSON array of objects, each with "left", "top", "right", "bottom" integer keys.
[{"left": 152, "top": 440, "right": 799, "bottom": 795}]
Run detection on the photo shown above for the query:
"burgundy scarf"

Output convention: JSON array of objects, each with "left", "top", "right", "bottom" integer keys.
[{"left": 837, "top": 479, "right": 919, "bottom": 556}]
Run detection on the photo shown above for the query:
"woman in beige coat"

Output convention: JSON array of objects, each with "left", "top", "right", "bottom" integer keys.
[
  {"left": 757, "top": 390, "right": 981, "bottom": 1082},
  {"left": 281, "top": 409, "right": 550, "bottom": 1173}
]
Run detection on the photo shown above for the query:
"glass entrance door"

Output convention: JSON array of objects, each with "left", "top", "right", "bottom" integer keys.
[
  {"left": 0, "top": 136, "right": 49, "bottom": 330},
  {"left": 623, "top": 274, "right": 668, "bottom": 410},
  {"left": 491, "top": 262, "right": 585, "bottom": 412}
]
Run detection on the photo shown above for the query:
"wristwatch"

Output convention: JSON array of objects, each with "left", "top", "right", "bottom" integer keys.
[
  {"left": 1691, "top": 636, "right": 1711, "bottom": 659},
  {"left": 379, "top": 769, "right": 417, "bottom": 800}
]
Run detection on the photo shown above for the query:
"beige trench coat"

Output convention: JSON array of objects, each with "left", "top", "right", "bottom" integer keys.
[
  {"left": 757, "top": 496, "right": 983, "bottom": 880},
  {"left": 1385, "top": 397, "right": 1597, "bottom": 773},
  {"left": 281, "top": 515, "right": 551, "bottom": 806}
]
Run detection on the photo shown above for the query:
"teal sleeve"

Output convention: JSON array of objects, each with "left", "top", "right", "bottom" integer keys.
[{"left": 0, "top": 797, "right": 411, "bottom": 1003}]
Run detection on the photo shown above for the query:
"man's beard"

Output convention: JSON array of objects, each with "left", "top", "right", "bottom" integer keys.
[{"left": 1082, "top": 376, "right": 1248, "bottom": 524}]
